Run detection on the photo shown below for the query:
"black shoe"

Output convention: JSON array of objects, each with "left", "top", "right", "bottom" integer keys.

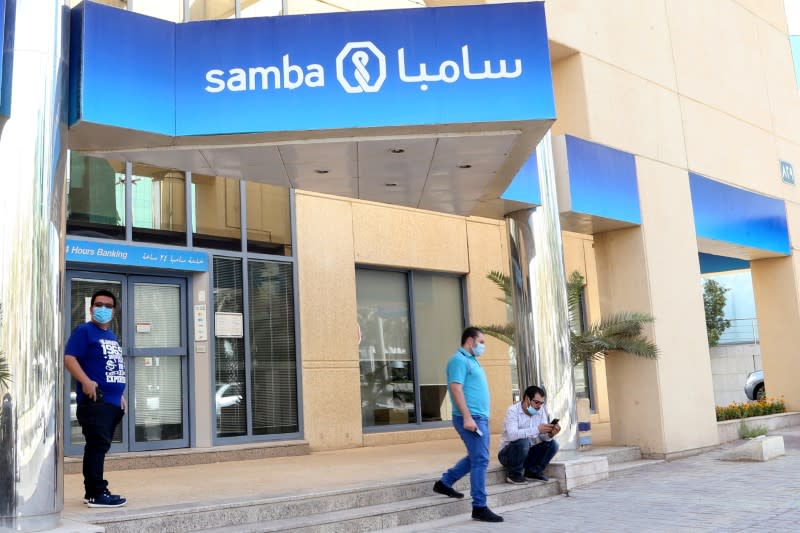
[
  {"left": 525, "top": 470, "right": 549, "bottom": 482},
  {"left": 506, "top": 472, "right": 528, "bottom": 485},
  {"left": 86, "top": 493, "right": 127, "bottom": 508},
  {"left": 472, "top": 506, "right": 504, "bottom": 523},
  {"left": 83, "top": 488, "right": 120, "bottom": 504},
  {"left": 433, "top": 480, "right": 464, "bottom": 499}
]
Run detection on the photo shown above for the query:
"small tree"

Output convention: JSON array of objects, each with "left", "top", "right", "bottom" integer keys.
[
  {"left": 480, "top": 270, "right": 658, "bottom": 365},
  {"left": 703, "top": 279, "right": 731, "bottom": 347}
]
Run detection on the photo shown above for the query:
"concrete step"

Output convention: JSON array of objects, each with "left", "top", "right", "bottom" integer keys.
[
  {"left": 608, "top": 458, "right": 665, "bottom": 477},
  {"left": 84, "top": 467, "right": 556, "bottom": 533},
  {"left": 196, "top": 480, "right": 561, "bottom": 533},
  {"left": 581, "top": 445, "right": 642, "bottom": 465},
  {"left": 65, "top": 440, "right": 311, "bottom": 474}
]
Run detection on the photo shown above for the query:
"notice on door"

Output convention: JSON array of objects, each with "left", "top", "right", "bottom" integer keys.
[{"left": 215, "top": 312, "right": 243, "bottom": 338}]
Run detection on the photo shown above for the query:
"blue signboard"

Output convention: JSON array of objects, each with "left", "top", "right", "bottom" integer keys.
[
  {"left": 66, "top": 239, "right": 208, "bottom": 272},
  {"left": 689, "top": 173, "right": 790, "bottom": 255},
  {"left": 71, "top": 2, "right": 554, "bottom": 137},
  {"left": 564, "top": 135, "right": 641, "bottom": 224}
]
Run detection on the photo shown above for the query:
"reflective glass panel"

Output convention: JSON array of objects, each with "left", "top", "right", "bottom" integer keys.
[
  {"left": 191, "top": 174, "right": 242, "bottom": 251},
  {"left": 134, "top": 356, "right": 184, "bottom": 442},
  {"left": 246, "top": 183, "right": 292, "bottom": 256},
  {"left": 248, "top": 260, "right": 298, "bottom": 435},
  {"left": 134, "top": 283, "right": 181, "bottom": 348},
  {"left": 69, "top": 0, "right": 127, "bottom": 7},
  {"left": 356, "top": 269, "right": 414, "bottom": 427},
  {"left": 131, "top": 163, "right": 187, "bottom": 246},
  {"left": 240, "top": 0, "right": 282, "bottom": 17},
  {"left": 188, "top": 0, "right": 236, "bottom": 20},
  {"left": 412, "top": 273, "right": 463, "bottom": 422},
  {"left": 68, "top": 279, "right": 124, "bottom": 446},
  {"left": 67, "top": 154, "right": 126, "bottom": 240},
  {"left": 214, "top": 257, "right": 247, "bottom": 437},
  {"left": 133, "top": 0, "right": 184, "bottom": 21}
]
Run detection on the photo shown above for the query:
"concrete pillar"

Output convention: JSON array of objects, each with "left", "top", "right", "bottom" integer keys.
[
  {"left": 750, "top": 253, "right": 800, "bottom": 411},
  {"left": 506, "top": 132, "right": 577, "bottom": 452},
  {"left": 0, "top": 0, "right": 70, "bottom": 530},
  {"left": 594, "top": 158, "right": 718, "bottom": 458}
]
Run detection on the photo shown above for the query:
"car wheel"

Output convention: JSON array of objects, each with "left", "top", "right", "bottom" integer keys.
[{"left": 754, "top": 384, "right": 765, "bottom": 401}]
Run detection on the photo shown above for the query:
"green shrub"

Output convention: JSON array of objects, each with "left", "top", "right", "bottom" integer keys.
[{"left": 738, "top": 420, "right": 768, "bottom": 439}]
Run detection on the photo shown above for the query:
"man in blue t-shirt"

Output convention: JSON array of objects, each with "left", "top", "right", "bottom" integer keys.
[
  {"left": 432, "top": 327, "right": 503, "bottom": 523},
  {"left": 64, "top": 289, "right": 127, "bottom": 508}
]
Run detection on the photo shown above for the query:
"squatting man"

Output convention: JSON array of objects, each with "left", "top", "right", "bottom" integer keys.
[{"left": 497, "top": 385, "right": 561, "bottom": 484}]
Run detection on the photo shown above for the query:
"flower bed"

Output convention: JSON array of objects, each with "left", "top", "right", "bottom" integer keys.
[{"left": 715, "top": 398, "right": 785, "bottom": 422}]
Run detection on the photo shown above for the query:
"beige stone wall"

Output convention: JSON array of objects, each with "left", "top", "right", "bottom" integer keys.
[
  {"left": 295, "top": 191, "right": 513, "bottom": 450},
  {"left": 545, "top": 0, "right": 799, "bottom": 454}
]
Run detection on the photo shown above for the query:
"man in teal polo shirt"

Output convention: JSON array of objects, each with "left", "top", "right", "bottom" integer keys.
[{"left": 432, "top": 327, "right": 503, "bottom": 523}]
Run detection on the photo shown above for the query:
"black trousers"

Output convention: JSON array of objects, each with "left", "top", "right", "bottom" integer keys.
[{"left": 76, "top": 401, "right": 124, "bottom": 497}]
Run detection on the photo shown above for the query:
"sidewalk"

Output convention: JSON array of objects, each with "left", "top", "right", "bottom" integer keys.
[{"left": 386, "top": 425, "right": 800, "bottom": 532}]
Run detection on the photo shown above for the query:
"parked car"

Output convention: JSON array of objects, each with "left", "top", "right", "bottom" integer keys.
[{"left": 744, "top": 370, "right": 765, "bottom": 401}]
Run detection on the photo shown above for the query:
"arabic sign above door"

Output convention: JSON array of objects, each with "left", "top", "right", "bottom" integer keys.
[
  {"left": 70, "top": 1, "right": 554, "bottom": 137},
  {"left": 66, "top": 238, "right": 209, "bottom": 272}
]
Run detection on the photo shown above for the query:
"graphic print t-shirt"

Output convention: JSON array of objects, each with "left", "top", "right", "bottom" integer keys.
[{"left": 65, "top": 322, "right": 126, "bottom": 407}]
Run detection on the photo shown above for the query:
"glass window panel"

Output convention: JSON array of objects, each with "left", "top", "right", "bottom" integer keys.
[
  {"left": 133, "top": 0, "right": 184, "bottom": 21},
  {"left": 191, "top": 174, "right": 242, "bottom": 251},
  {"left": 67, "top": 154, "right": 126, "bottom": 240},
  {"left": 412, "top": 273, "right": 463, "bottom": 423},
  {"left": 68, "top": 279, "right": 124, "bottom": 445},
  {"left": 281, "top": 0, "right": 424, "bottom": 15},
  {"left": 134, "top": 283, "right": 181, "bottom": 348},
  {"left": 69, "top": 0, "right": 127, "bottom": 8},
  {"left": 356, "top": 269, "right": 414, "bottom": 427},
  {"left": 248, "top": 260, "right": 298, "bottom": 435},
  {"left": 188, "top": 0, "right": 236, "bottom": 19},
  {"left": 131, "top": 163, "right": 187, "bottom": 246},
  {"left": 246, "top": 183, "right": 292, "bottom": 256},
  {"left": 134, "top": 356, "right": 184, "bottom": 442},
  {"left": 240, "top": 0, "right": 282, "bottom": 17},
  {"left": 213, "top": 257, "right": 247, "bottom": 437}
]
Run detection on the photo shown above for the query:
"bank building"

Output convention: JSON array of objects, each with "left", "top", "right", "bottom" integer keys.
[{"left": 1, "top": 0, "right": 799, "bottom": 530}]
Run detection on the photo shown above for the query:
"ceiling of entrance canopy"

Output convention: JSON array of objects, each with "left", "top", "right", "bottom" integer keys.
[{"left": 69, "top": 1, "right": 555, "bottom": 218}]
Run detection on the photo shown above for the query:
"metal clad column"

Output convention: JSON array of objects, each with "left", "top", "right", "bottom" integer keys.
[
  {"left": 0, "top": 0, "right": 69, "bottom": 529},
  {"left": 506, "top": 132, "right": 577, "bottom": 451}
]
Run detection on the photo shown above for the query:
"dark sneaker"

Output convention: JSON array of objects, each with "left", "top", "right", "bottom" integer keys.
[
  {"left": 87, "top": 493, "right": 127, "bottom": 508},
  {"left": 472, "top": 506, "right": 504, "bottom": 523},
  {"left": 525, "top": 470, "right": 549, "bottom": 482},
  {"left": 433, "top": 480, "right": 464, "bottom": 499},
  {"left": 506, "top": 472, "right": 528, "bottom": 485},
  {"left": 83, "top": 488, "right": 119, "bottom": 504}
]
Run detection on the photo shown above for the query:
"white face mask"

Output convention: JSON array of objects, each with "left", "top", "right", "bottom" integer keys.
[{"left": 472, "top": 342, "right": 486, "bottom": 357}]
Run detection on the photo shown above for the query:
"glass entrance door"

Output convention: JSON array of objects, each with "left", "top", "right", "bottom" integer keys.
[
  {"left": 128, "top": 277, "right": 188, "bottom": 450},
  {"left": 64, "top": 272, "right": 189, "bottom": 455}
]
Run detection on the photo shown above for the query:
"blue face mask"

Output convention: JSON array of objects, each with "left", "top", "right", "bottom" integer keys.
[
  {"left": 92, "top": 307, "right": 113, "bottom": 324},
  {"left": 526, "top": 405, "right": 540, "bottom": 416},
  {"left": 472, "top": 343, "right": 486, "bottom": 357}
]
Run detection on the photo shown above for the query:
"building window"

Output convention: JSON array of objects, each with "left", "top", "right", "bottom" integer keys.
[
  {"left": 132, "top": 0, "right": 184, "bottom": 22},
  {"left": 131, "top": 163, "right": 187, "bottom": 246},
  {"left": 213, "top": 256, "right": 299, "bottom": 439},
  {"left": 67, "top": 154, "right": 126, "bottom": 240},
  {"left": 187, "top": 0, "right": 236, "bottom": 20},
  {"left": 192, "top": 174, "right": 242, "bottom": 251},
  {"left": 246, "top": 182, "right": 293, "bottom": 256},
  {"left": 356, "top": 268, "right": 464, "bottom": 428},
  {"left": 571, "top": 285, "right": 594, "bottom": 409}
]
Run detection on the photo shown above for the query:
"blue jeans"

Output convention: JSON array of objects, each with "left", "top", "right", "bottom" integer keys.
[
  {"left": 440, "top": 415, "right": 490, "bottom": 508},
  {"left": 77, "top": 401, "right": 124, "bottom": 497},
  {"left": 498, "top": 438, "right": 559, "bottom": 476}
]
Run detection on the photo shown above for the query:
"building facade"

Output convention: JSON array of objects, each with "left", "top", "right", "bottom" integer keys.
[{"left": 2, "top": 0, "right": 800, "bottom": 529}]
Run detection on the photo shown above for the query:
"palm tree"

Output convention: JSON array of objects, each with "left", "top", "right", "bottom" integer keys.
[
  {"left": 0, "top": 351, "right": 8, "bottom": 389},
  {"left": 480, "top": 270, "right": 658, "bottom": 366}
]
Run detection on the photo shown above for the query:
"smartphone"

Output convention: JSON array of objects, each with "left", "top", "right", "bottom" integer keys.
[
  {"left": 475, "top": 428, "right": 484, "bottom": 437},
  {"left": 550, "top": 418, "right": 559, "bottom": 425}
]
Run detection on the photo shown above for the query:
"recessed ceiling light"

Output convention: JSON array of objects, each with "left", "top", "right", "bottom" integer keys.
[
  {"left": 314, "top": 169, "right": 329, "bottom": 174},
  {"left": 385, "top": 182, "right": 398, "bottom": 187},
  {"left": 389, "top": 148, "right": 405, "bottom": 154},
  {"left": 457, "top": 164, "right": 472, "bottom": 169}
]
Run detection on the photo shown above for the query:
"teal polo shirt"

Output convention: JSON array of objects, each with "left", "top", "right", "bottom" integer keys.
[{"left": 446, "top": 347, "right": 490, "bottom": 418}]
